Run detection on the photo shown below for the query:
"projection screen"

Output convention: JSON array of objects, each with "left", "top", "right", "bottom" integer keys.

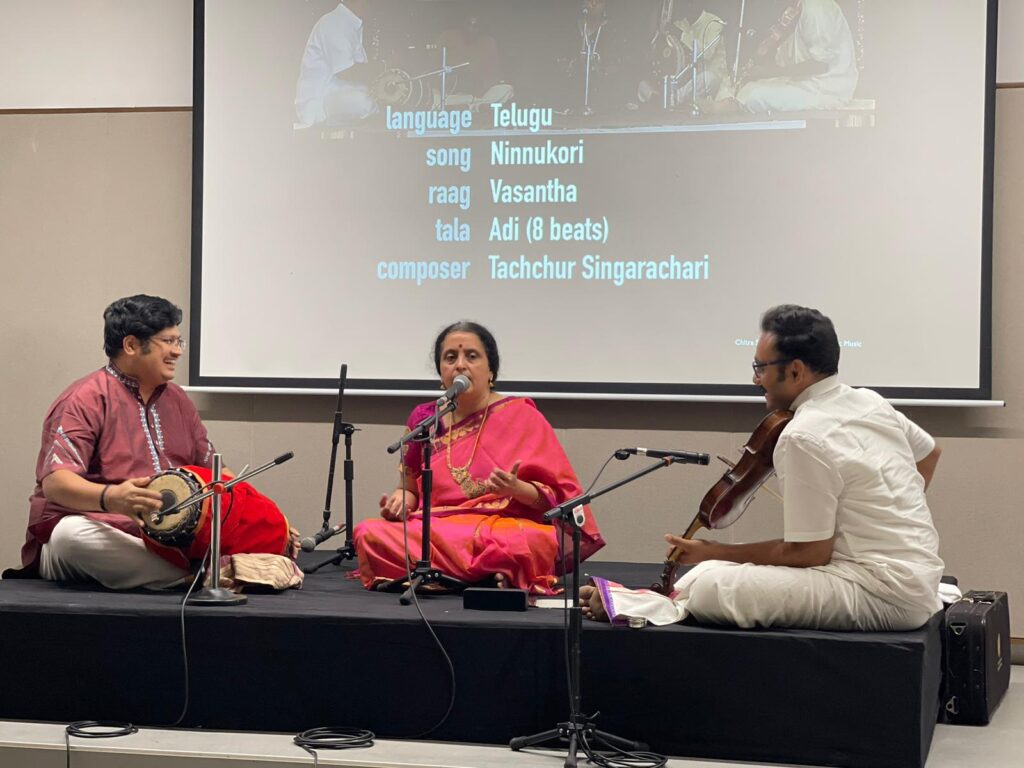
[{"left": 191, "top": 0, "right": 996, "bottom": 399}]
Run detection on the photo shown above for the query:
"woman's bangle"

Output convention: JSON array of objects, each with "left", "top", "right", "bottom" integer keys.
[
  {"left": 528, "top": 482, "right": 549, "bottom": 510},
  {"left": 98, "top": 484, "right": 110, "bottom": 512}
]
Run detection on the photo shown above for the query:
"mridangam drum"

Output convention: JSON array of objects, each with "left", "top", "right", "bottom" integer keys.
[
  {"left": 139, "top": 464, "right": 291, "bottom": 570},
  {"left": 370, "top": 67, "right": 440, "bottom": 111},
  {"left": 143, "top": 467, "right": 206, "bottom": 549}
]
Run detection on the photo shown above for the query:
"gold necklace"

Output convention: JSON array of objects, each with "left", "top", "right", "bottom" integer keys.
[{"left": 446, "top": 400, "right": 491, "bottom": 498}]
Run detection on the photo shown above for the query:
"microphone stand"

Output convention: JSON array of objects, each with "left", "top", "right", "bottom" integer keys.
[
  {"left": 574, "top": 8, "right": 604, "bottom": 116},
  {"left": 187, "top": 451, "right": 295, "bottom": 606},
  {"left": 379, "top": 398, "right": 468, "bottom": 604},
  {"left": 733, "top": 0, "right": 749, "bottom": 83},
  {"left": 663, "top": 29, "right": 724, "bottom": 116},
  {"left": 304, "top": 364, "right": 360, "bottom": 575},
  {"left": 510, "top": 457, "right": 684, "bottom": 767}
]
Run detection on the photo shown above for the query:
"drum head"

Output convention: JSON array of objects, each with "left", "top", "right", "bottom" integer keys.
[
  {"left": 143, "top": 468, "right": 204, "bottom": 547},
  {"left": 372, "top": 68, "right": 414, "bottom": 107},
  {"left": 372, "top": 68, "right": 439, "bottom": 111}
]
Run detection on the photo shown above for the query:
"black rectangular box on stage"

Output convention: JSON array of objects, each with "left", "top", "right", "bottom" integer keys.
[{"left": 941, "top": 590, "right": 1011, "bottom": 725}]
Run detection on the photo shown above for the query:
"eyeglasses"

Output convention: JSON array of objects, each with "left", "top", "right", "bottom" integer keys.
[
  {"left": 751, "top": 357, "right": 793, "bottom": 375},
  {"left": 152, "top": 336, "right": 187, "bottom": 351}
]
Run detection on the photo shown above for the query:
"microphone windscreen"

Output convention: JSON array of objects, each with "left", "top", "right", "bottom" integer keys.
[{"left": 275, "top": 451, "right": 295, "bottom": 464}]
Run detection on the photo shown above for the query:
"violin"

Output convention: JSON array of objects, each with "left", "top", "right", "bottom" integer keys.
[
  {"left": 653, "top": 409, "right": 794, "bottom": 594},
  {"left": 737, "top": 1, "right": 802, "bottom": 84}
]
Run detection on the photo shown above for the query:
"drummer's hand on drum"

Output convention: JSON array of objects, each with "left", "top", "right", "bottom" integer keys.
[
  {"left": 106, "top": 476, "right": 164, "bottom": 526},
  {"left": 664, "top": 534, "right": 713, "bottom": 564},
  {"left": 379, "top": 489, "right": 418, "bottom": 521}
]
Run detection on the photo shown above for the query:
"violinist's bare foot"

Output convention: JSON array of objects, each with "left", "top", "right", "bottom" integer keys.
[
  {"left": 494, "top": 573, "right": 508, "bottom": 589},
  {"left": 579, "top": 585, "right": 609, "bottom": 622}
]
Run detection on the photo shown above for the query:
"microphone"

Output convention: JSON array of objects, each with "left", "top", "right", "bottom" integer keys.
[
  {"left": 437, "top": 374, "right": 470, "bottom": 407},
  {"left": 274, "top": 451, "right": 295, "bottom": 465},
  {"left": 614, "top": 447, "right": 710, "bottom": 464},
  {"left": 300, "top": 523, "right": 346, "bottom": 552}
]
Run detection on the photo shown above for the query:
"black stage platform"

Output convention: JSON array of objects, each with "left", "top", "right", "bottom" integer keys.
[{"left": 0, "top": 559, "right": 942, "bottom": 768}]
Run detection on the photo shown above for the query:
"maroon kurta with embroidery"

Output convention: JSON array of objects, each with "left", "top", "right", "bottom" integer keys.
[{"left": 21, "top": 364, "right": 213, "bottom": 572}]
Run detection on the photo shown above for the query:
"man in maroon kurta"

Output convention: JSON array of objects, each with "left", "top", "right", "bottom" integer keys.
[{"left": 21, "top": 295, "right": 219, "bottom": 588}]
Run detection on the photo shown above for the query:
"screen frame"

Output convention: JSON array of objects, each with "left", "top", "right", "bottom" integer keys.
[{"left": 189, "top": 0, "right": 997, "bottom": 402}]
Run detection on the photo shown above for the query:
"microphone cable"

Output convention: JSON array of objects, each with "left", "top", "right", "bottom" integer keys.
[
  {"left": 559, "top": 450, "right": 617, "bottom": 712},
  {"left": 293, "top": 726, "right": 375, "bottom": 767},
  {"left": 63, "top": 491, "right": 238, "bottom": 768},
  {"left": 64, "top": 722, "right": 138, "bottom": 768},
  {"left": 291, "top": 440, "right": 453, "bottom": 765},
  {"left": 552, "top": 453, "right": 667, "bottom": 768},
  {"left": 396, "top": 436, "right": 458, "bottom": 739},
  {"left": 160, "top": 488, "right": 237, "bottom": 730}
]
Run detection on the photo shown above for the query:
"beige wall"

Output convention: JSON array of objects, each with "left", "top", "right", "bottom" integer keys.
[
  {"left": 0, "top": 0, "right": 193, "bottom": 109},
  {"left": 1, "top": 91, "right": 1023, "bottom": 634}
]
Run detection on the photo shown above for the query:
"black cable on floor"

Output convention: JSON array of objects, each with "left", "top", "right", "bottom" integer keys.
[
  {"left": 396, "top": 441, "right": 458, "bottom": 740},
  {"left": 293, "top": 444, "right": 452, "bottom": 766},
  {"left": 64, "top": 721, "right": 138, "bottom": 768},
  {"left": 294, "top": 726, "right": 376, "bottom": 767},
  {"left": 549, "top": 453, "right": 667, "bottom": 768},
  {"left": 158, "top": 489, "right": 236, "bottom": 728},
  {"left": 62, "top": 491, "right": 238, "bottom": 766}
]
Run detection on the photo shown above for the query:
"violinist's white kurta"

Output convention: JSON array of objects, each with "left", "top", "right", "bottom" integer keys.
[
  {"left": 737, "top": 0, "right": 859, "bottom": 113},
  {"left": 592, "top": 377, "right": 943, "bottom": 631}
]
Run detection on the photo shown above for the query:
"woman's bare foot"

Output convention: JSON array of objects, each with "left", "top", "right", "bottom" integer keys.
[
  {"left": 579, "top": 584, "right": 609, "bottom": 622},
  {"left": 494, "top": 573, "right": 508, "bottom": 589}
]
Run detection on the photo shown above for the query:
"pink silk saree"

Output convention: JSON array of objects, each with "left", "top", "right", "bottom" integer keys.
[{"left": 353, "top": 397, "right": 604, "bottom": 594}]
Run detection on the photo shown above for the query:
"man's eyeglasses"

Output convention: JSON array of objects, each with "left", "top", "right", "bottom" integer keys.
[
  {"left": 152, "top": 336, "right": 187, "bottom": 351},
  {"left": 751, "top": 357, "right": 793, "bottom": 375}
]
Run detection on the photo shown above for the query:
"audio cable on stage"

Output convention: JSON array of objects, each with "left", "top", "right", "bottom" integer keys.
[
  {"left": 64, "top": 721, "right": 138, "bottom": 768},
  {"left": 552, "top": 453, "right": 667, "bottom": 768},
  {"left": 291, "top": 443, "right": 448, "bottom": 765},
  {"left": 293, "top": 726, "right": 376, "bottom": 767},
  {"left": 394, "top": 442, "right": 458, "bottom": 739},
  {"left": 63, "top": 493, "right": 237, "bottom": 768}
]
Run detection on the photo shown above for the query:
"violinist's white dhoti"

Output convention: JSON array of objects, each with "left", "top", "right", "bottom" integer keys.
[
  {"left": 591, "top": 561, "right": 934, "bottom": 630},
  {"left": 590, "top": 376, "right": 945, "bottom": 632}
]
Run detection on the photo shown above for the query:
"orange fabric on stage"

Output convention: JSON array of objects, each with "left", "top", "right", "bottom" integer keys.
[{"left": 354, "top": 397, "right": 604, "bottom": 594}]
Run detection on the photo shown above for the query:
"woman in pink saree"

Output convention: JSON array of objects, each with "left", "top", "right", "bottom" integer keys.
[{"left": 353, "top": 322, "right": 604, "bottom": 594}]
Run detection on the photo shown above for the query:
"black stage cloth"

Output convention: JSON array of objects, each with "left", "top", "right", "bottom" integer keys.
[{"left": 0, "top": 559, "right": 942, "bottom": 768}]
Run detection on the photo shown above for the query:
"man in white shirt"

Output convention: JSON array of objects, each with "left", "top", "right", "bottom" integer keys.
[
  {"left": 294, "top": 0, "right": 377, "bottom": 128},
  {"left": 581, "top": 304, "right": 944, "bottom": 631},
  {"left": 732, "top": 0, "right": 859, "bottom": 113}
]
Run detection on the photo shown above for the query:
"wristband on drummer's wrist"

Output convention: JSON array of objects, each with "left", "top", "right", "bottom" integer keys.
[{"left": 98, "top": 484, "right": 109, "bottom": 512}]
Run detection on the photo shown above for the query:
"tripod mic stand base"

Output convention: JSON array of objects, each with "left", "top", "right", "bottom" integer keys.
[
  {"left": 302, "top": 543, "right": 358, "bottom": 575},
  {"left": 510, "top": 718, "right": 647, "bottom": 768},
  {"left": 374, "top": 568, "right": 468, "bottom": 604},
  {"left": 187, "top": 587, "right": 248, "bottom": 606}
]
